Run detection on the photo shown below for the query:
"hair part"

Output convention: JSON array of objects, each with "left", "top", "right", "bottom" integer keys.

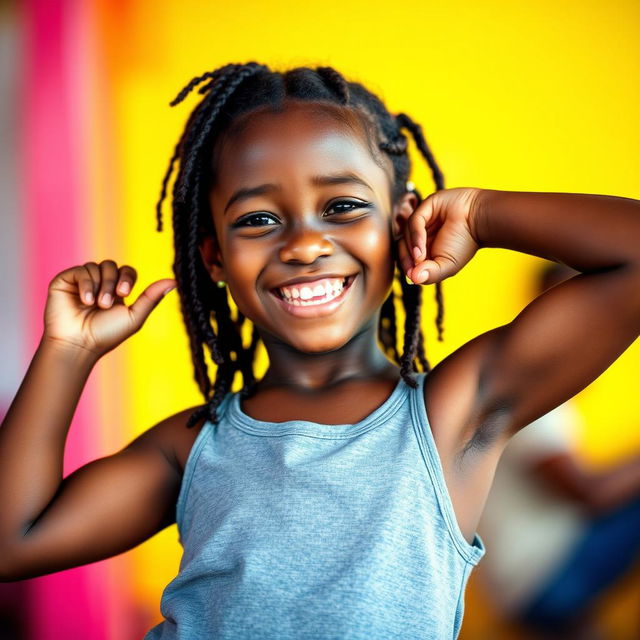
[{"left": 155, "top": 62, "right": 446, "bottom": 428}]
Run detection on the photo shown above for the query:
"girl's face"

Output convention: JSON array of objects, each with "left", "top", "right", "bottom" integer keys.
[{"left": 203, "top": 101, "right": 412, "bottom": 354}]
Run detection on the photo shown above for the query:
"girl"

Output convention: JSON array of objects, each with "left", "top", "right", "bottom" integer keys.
[{"left": 1, "top": 62, "right": 639, "bottom": 640}]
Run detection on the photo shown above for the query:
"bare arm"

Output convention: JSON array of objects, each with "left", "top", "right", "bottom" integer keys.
[
  {"left": 530, "top": 452, "right": 640, "bottom": 515},
  {"left": 0, "top": 339, "right": 190, "bottom": 582},
  {"left": 470, "top": 190, "right": 640, "bottom": 436},
  {"left": 0, "top": 260, "right": 178, "bottom": 581},
  {"left": 412, "top": 189, "right": 640, "bottom": 453},
  {"left": 0, "top": 337, "right": 100, "bottom": 544}
]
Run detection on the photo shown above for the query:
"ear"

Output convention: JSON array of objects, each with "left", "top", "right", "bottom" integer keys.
[
  {"left": 391, "top": 191, "right": 419, "bottom": 240},
  {"left": 198, "top": 234, "right": 226, "bottom": 284}
]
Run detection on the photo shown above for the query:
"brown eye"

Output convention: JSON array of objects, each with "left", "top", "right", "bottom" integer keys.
[
  {"left": 232, "top": 213, "right": 279, "bottom": 228},
  {"left": 325, "top": 200, "right": 374, "bottom": 216}
]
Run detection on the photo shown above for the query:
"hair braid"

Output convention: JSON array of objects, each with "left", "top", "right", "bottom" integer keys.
[
  {"left": 396, "top": 111, "right": 447, "bottom": 345},
  {"left": 156, "top": 65, "right": 248, "bottom": 233},
  {"left": 398, "top": 276, "right": 423, "bottom": 386},
  {"left": 395, "top": 113, "right": 445, "bottom": 190},
  {"left": 168, "top": 63, "right": 269, "bottom": 426},
  {"left": 238, "top": 325, "right": 260, "bottom": 400},
  {"left": 168, "top": 63, "right": 242, "bottom": 107},
  {"left": 379, "top": 134, "right": 408, "bottom": 156},
  {"left": 378, "top": 292, "right": 400, "bottom": 363},
  {"left": 416, "top": 330, "right": 431, "bottom": 372},
  {"left": 315, "top": 66, "right": 351, "bottom": 105}
]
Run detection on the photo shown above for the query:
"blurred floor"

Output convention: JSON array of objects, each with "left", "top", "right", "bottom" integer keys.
[{"left": 460, "top": 563, "right": 640, "bottom": 640}]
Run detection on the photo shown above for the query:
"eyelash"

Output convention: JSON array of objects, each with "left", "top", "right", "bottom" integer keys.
[{"left": 232, "top": 200, "right": 374, "bottom": 228}]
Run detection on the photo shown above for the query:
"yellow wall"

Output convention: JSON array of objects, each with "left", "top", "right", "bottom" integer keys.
[{"left": 94, "top": 0, "right": 640, "bottom": 623}]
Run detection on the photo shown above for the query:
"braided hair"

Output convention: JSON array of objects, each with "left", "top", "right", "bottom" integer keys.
[{"left": 155, "top": 62, "right": 446, "bottom": 428}]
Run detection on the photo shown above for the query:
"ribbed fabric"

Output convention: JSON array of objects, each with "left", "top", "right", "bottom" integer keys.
[{"left": 144, "top": 373, "right": 485, "bottom": 640}]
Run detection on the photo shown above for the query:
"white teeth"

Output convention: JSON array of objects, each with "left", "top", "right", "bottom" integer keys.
[{"left": 277, "top": 277, "right": 348, "bottom": 306}]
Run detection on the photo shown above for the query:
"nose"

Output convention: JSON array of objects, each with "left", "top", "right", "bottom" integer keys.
[{"left": 278, "top": 226, "right": 334, "bottom": 264}]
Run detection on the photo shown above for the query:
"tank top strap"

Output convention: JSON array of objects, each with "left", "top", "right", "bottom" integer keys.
[
  {"left": 408, "top": 372, "right": 485, "bottom": 565},
  {"left": 175, "top": 392, "right": 235, "bottom": 538}
]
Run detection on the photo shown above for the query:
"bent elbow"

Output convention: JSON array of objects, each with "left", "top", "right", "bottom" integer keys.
[{"left": 0, "top": 547, "right": 22, "bottom": 582}]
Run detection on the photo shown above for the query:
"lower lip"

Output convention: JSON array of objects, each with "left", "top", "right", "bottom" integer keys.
[{"left": 271, "top": 276, "right": 356, "bottom": 318}]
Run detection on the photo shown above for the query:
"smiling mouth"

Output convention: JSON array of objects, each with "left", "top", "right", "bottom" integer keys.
[{"left": 270, "top": 275, "right": 356, "bottom": 316}]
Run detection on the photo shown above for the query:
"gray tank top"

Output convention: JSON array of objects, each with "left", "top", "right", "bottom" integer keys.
[{"left": 144, "top": 373, "right": 484, "bottom": 639}]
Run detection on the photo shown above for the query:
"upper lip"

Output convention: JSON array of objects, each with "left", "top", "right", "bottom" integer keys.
[{"left": 271, "top": 273, "right": 355, "bottom": 290}]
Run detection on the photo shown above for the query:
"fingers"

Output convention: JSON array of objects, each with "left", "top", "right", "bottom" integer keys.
[
  {"left": 80, "top": 260, "right": 138, "bottom": 308},
  {"left": 128, "top": 279, "right": 177, "bottom": 328},
  {"left": 78, "top": 263, "right": 99, "bottom": 305},
  {"left": 396, "top": 235, "right": 413, "bottom": 277},
  {"left": 397, "top": 197, "right": 434, "bottom": 284},
  {"left": 407, "top": 204, "right": 431, "bottom": 263},
  {"left": 96, "top": 260, "right": 119, "bottom": 308},
  {"left": 407, "top": 258, "right": 451, "bottom": 285},
  {"left": 115, "top": 266, "right": 136, "bottom": 298}
]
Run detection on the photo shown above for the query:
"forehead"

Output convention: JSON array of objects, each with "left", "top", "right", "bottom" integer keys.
[{"left": 210, "top": 102, "right": 393, "bottom": 197}]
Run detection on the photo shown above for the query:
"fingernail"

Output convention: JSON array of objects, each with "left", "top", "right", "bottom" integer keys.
[
  {"left": 412, "top": 246, "right": 421, "bottom": 260},
  {"left": 162, "top": 286, "right": 176, "bottom": 296},
  {"left": 418, "top": 269, "right": 429, "bottom": 281},
  {"left": 84, "top": 291, "right": 94, "bottom": 304},
  {"left": 119, "top": 282, "right": 130, "bottom": 295},
  {"left": 101, "top": 293, "right": 112, "bottom": 305}
]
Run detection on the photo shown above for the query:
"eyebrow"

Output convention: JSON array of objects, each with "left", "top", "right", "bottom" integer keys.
[{"left": 223, "top": 172, "right": 374, "bottom": 214}]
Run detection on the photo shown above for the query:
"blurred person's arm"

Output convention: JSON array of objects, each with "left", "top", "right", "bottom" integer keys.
[{"left": 529, "top": 451, "right": 640, "bottom": 516}]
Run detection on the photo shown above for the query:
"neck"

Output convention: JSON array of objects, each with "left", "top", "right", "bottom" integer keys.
[{"left": 258, "top": 322, "right": 397, "bottom": 391}]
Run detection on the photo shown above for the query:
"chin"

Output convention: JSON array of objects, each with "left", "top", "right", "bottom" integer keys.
[{"left": 284, "top": 329, "right": 355, "bottom": 355}]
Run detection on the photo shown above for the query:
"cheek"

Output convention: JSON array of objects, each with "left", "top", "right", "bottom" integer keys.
[
  {"left": 357, "top": 220, "right": 391, "bottom": 253},
  {"left": 222, "top": 245, "right": 262, "bottom": 301},
  {"left": 354, "top": 222, "right": 395, "bottom": 277}
]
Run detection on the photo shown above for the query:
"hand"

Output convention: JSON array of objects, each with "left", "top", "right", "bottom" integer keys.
[
  {"left": 397, "top": 187, "right": 483, "bottom": 285},
  {"left": 43, "top": 260, "right": 177, "bottom": 358}
]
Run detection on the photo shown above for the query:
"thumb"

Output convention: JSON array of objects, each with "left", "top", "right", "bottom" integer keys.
[
  {"left": 128, "top": 279, "right": 177, "bottom": 328},
  {"left": 408, "top": 258, "right": 456, "bottom": 285}
]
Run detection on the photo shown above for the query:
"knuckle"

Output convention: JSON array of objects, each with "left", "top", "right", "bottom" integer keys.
[
  {"left": 99, "top": 278, "right": 117, "bottom": 290},
  {"left": 100, "top": 259, "right": 118, "bottom": 271},
  {"left": 120, "top": 265, "right": 137, "bottom": 278}
]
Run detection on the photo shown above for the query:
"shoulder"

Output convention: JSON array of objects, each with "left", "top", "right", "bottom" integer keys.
[
  {"left": 422, "top": 327, "right": 507, "bottom": 460},
  {"left": 133, "top": 406, "right": 211, "bottom": 477}
]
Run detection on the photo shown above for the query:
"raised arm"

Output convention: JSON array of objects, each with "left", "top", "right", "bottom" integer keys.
[
  {"left": 0, "top": 261, "right": 179, "bottom": 581},
  {"left": 400, "top": 188, "right": 640, "bottom": 450},
  {"left": 0, "top": 340, "right": 187, "bottom": 581},
  {"left": 469, "top": 190, "right": 640, "bottom": 435}
]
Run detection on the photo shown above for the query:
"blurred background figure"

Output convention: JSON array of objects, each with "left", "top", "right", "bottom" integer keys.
[{"left": 476, "top": 263, "right": 640, "bottom": 640}]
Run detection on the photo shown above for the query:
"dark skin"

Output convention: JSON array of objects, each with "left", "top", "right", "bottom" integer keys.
[
  {"left": 518, "top": 270, "right": 640, "bottom": 518},
  {"left": 1, "top": 100, "right": 639, "bottom": 581},
  {"left": 202, "top": 103, "right": 407, "bottom": 419}
]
